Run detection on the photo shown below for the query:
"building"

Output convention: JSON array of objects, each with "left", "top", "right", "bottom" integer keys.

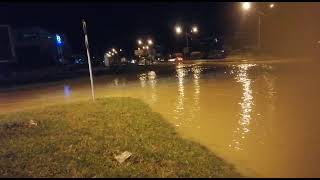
[{"left": 12, "top": 26, "right": 72, "bottom": 68}]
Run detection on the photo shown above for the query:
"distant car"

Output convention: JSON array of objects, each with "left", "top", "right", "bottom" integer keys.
[
  {"left": 168, "top": 56, "right": 183, "bottom": 62},
  {"left": 168, "top": 53, "right": 183, "bottom": 62}
]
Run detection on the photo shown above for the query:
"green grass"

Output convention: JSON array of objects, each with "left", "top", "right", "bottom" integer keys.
[{"left": 0, "top": 97, "right": 241, "bottom": 178}]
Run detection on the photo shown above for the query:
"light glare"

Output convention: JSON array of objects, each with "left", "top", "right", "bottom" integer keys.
[{"left": 242, "top": 2, "right": 251, "bottom": 11}]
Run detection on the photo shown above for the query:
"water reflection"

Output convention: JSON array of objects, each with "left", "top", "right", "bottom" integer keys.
[
  {"left": 173, "top": 65, "right": 202, "bottom": 128},
  {"left": 138, "top": 73, "right": 147, "bottom": 88},
  {"left": 174, "top": 65, "right": 187, "bottom": 126},
  {"left": 230, "top": 64, "right": 256, "bottom": 151},
  {"left": 113, "top": 78, "right": 119, "bottom": 86},
  {"left": 148, "top": 71, "right": 157, "bottom": 104},
  {"left": 191, "top": 66, "right": 201, "bottom": 123},
  {"left": 261, "top": 65, "right": 277, "bottom": 136},
  {"left": 137, "top": 71, "right": 158, "bottom": 105},
  {"left": 64, "top": 84, "right": 72, "bottom": 98}
]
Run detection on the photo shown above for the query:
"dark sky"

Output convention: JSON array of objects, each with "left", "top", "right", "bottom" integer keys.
[{"left": 0, "top": 2, "right": 238, "bottom": 57}]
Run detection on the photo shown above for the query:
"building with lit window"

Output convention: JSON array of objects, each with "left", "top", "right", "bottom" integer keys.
[{"left": 12, "top": 26, "right": 72, "bottom": 68}]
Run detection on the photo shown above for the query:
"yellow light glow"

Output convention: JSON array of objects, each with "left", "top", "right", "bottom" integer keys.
[
  {"left": 175, "top": 26, "right": 182, "bottom": 34},
  {"left": 242, "top": 2, "right": 251, "bottom": 11},
  {"left": 269, "top": 3, "right": 274, "bottom": 8},
  {"left": 192, "top": 26, "right": 198, "bottom": 33}
]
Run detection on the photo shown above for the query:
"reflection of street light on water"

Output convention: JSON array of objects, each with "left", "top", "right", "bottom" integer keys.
[{"left": 229, "top": 64, "right": 256, "bottom": 151}]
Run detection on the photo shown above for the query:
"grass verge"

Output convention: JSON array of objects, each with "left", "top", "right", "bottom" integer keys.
[{"left": 0, "top": 97, "right": 241, "bottom": 178}]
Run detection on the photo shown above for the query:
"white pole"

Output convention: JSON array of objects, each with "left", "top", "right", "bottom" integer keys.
[{"left": 82, "top": 19, "right": 95, "bottom": 101}]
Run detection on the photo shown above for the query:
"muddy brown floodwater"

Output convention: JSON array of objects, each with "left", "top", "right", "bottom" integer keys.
[{"left": 1, "top": 59, "right": 320, "bottom": 177}]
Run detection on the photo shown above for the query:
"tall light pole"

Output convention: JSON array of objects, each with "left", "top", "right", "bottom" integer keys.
[
  {"left": 175, "top": 25, "right": 199, "bottom": 59},
  {"left": 241, "top": 2, "right": 275, "bottom": 50},
  {"left": 82, "top": 19, "right": 95, "bottom": 101},
  {"left": 137, "top": 38, "right": 154, "bottom": 65}
]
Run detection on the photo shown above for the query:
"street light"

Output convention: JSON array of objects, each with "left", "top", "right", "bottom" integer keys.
[
  {"left": 241, "top": 2, "right": 275, "bottom": 50},
  {"left": 242, "top": 2, "right": 252, "bottom": 11},
  {"left": 147, "top": 39, "right": 153, "bottom": 45},
  {"left": 174, "top": 24, "right": 199, "bottom": 60},
  {"left": 175, "top": 26, "right": 182, "bottom": 35},
  {"left": 269, "top": 3, "right": 275, "bottom": 8},
  {"left": 138, "top": 39, "right": 143, "bottom": 45},
  {"left": 191, "top": 26, "right": 198, "bottom": 33}
]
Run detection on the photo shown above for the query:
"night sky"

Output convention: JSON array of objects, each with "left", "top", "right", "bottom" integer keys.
[
  {"left": 2, "top": 2, "right": 319, "bottom": 58},
  {"left": 0, "top": 2, "right": 238, "bottom": 57}
]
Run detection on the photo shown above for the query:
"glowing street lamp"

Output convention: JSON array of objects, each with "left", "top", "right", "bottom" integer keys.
[
  {"left": 191, "top": 26, "right": 198, "bottom": 34},
  {"left": 242, "top": 2, "right": 252, "bottom": 11},
  {"left": 175, "top": 26, "right": 182, "bottom": 35},
  {"left": 174, "top": 24, "right": 199, "bottom": 59},
  {"left": 138, "top": 39, "right": 143, "bottom": 45},
  {"left": 269, "top": 3, "right": 275, "bottom": 8},
  {"left": 147, "top": 39, "right": 153, "bottom": 45},
  {"left": 241, "top": 2, "right": 276, "bottom": 50}
]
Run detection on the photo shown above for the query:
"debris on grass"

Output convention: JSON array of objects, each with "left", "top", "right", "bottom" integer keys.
[
  {"left": 28, "top": 120, "right": 37, "bottom": 127},
  {"left": 114, "top": 151, "right": 132, "bottom": 164}
]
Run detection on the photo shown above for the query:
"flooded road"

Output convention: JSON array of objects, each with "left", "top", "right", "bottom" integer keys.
[{"left": 1, "top": 60, "right": 320, "bottom": 177}]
